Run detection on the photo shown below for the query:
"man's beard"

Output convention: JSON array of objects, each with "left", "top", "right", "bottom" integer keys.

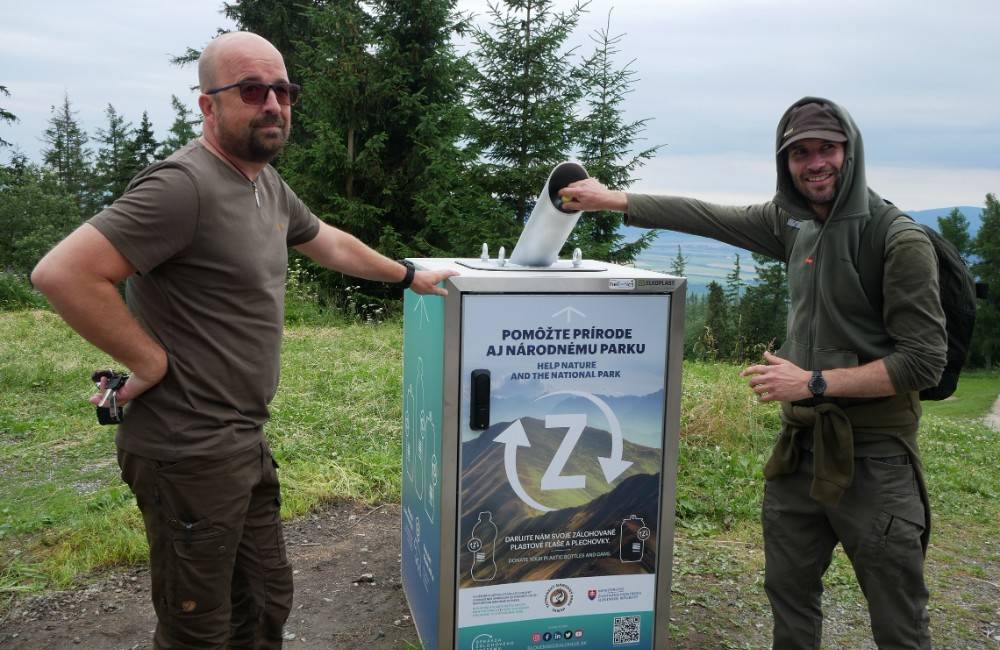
[
  {"left": 219, "top": 114, "right": 289, "bottom": 163},
  {"left": 792, "top": 167, "right": 840, "bottom": 207}
]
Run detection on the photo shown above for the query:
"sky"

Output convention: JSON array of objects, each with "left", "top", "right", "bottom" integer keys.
[{"left": 2, "top": 0, "right": 997, "bottom": 211}]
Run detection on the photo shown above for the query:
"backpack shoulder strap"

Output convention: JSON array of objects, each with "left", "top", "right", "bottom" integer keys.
[{"left": 857, "top": 200, "right": 911, "bottom": 315}]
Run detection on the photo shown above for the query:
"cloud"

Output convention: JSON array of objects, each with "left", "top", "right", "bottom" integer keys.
[{"left": 4, "top": 0, "right": 997, "bottom": 209}]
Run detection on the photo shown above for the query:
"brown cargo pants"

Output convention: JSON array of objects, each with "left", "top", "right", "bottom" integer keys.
[
  {"left": 118, "top": 441, "right": 294, "bottom": 649},
  {"left": 762, "top": 450, "right": 930, "bottom": 649}
]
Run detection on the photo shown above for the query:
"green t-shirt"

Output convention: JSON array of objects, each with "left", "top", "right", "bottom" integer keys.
[{"left": 89, "top": 140, "right": 320, "bottom": 460}]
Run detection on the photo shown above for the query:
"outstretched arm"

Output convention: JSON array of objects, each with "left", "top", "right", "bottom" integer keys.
[{"left": 293, "top": 221, "right": 457, "bottom": 295}]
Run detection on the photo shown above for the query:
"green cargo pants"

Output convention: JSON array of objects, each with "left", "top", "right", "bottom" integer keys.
[
  {"left": 118, "top": 441, "right": 294, "bottom": 649},
  {"left": 762, "top": 450, "right": 930, "bottom": 649}
]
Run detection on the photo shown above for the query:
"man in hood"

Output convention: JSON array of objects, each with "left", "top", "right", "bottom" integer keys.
[{"left": 559, "top": 97, "right": 945, "bottom": 649}]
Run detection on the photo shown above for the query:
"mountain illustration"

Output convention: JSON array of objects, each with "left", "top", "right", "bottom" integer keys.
[
  {"left": 458, "top": 417, "right": 664, "bottom": 587},
  {"left": 490, "top": 389, "right": 666, "bottom": 447}
]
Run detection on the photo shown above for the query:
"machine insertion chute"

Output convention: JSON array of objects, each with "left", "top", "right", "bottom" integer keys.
[{"left": 508, "top": 161, "right": 590, "bottom": 267}]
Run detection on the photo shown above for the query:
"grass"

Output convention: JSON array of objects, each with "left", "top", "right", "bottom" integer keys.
[
  {"left": 1, "top": 310, "right": 998, "bottom": 647},
  {"left": 0, "top": 309, "right": 404, "bottom": 601}
]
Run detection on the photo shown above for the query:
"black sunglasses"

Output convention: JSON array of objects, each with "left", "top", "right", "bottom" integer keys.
[{"left": 205, "top": 81, "right": 302, "bottom": 106}]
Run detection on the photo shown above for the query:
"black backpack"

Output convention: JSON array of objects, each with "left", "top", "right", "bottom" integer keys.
[{"left": 858, "top": 202, "right": 982, "bottom": 400}]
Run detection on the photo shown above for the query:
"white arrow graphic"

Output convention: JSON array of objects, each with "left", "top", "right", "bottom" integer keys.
[
  {"left": 494, "top": 420, "right": 554, "bottom": 512},
  {"left": 552, "top": 306, "right": 586, "bottom": 323},
  {"left": 413, "top": 295, "right": 431, "bottom": 327},
  {"left": 539, "top": 391, "right": 633, "bottom": 483}
]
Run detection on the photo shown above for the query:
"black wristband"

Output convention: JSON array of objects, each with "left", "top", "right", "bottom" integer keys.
[{"left": 395, "top": 259, "right": 415, "bottom": 289}]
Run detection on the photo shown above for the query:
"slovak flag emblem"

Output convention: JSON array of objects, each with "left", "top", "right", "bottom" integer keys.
[{"left": 587, "top": 589, "right": 598, "bottom": 600}]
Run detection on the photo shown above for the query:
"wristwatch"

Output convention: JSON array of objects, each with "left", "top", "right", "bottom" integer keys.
[
  {"left": 395, "top": 259, "right": 415, "bottom": 289},
  {"left": 808, "top": 369, "right": 827, "bottom": 399}
]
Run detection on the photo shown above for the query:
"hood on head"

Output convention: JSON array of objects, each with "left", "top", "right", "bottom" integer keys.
[{"left": 773, "top": 96, "right": 871, "bottom": 221}]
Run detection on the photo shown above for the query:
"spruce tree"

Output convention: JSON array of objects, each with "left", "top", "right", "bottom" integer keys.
[
  {"left": 93, "top": 104, "right": 136, "bottom": 207},
  {"left": 132, "top": 111, "right": 159, "bottom": 170},
  {"left": 570, "top": 10, "right": 658, "bottom": 263},
  {"left": 159, "top": 95, "right": 200, "bottom": 158},
  {"left": 937, "top": 207, "right": 973, "bottom": 263},
  {"left": 724, "top": 253, "right": 744, "bottom": 306},
  {"left": 740, "top": 253, "right": 788, "bottom": 355},
  {"left": 469, "top": 0, "right": 585, "bottom": 240},
  {"left": 1, "top": 85, "right": 16, "bottom": 149},
  {"left": 370, "top": 0, "right": 506, "bottom": 259},
  {"left": 700, "top": 280, "right": 728, "bottom": 360},
  {"left": 669, "top": 245, "right": 686, "bottom": 277},
  {"left": 971, "top": 194, "right": 999, "bottom": 367},
  {"left": 41, "top": 94, "right": 92, "bottom": 216},
  {"left": 722, "top": 254, "right": 746, "bottom": 360},
  {"left": 282, "top": 1, "right": 380, "bottom": 227}
]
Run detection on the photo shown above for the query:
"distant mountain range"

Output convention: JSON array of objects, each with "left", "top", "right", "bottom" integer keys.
[
  {"left": 625, "top": 205, "right": 984, "bottom": 295},
  {"left": 491, "top": 387, "right": 667, "bottom": 448}
]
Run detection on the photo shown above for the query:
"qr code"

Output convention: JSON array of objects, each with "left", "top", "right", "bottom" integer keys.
[{"left": 613, "top": 615, "right": 640, "bottom": 645}]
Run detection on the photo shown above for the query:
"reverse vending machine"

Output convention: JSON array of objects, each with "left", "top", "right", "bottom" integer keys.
[{"left": 401, "top": 163, "right": 686, "bottom": 650}]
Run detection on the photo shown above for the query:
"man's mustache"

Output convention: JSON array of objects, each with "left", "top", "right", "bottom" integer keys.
[{"left": 252, "top": 116, "right": 285, "bottom": 128}]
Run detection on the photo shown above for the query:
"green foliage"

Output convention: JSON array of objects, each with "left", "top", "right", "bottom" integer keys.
[
  {"left": 234, "top": 0, "right": 503, "bottom": 307},
  {"left": 0, "top": 312, "right": 408, "bottom": 595},
  {"left": 698, "top": 281, "right": 728, "bottom": 360},
  {"left": 470, "top": 0, "right": 585, "bottom": 228},
  {"left": 0, "top": 155, "right": 79, "bottom": 275},
  {"left": 685, "top": 249, "right": 790, "bottom": 363},
  {"left": 739, "top": 253, "right": 788, "bottom": 357},
  {"left": 0, "top": 272, "right": 46, "bottom": 310},
  {"left": 0, "top": 84, "right": 16, "bottom": 148},
  {"left": 937, "top": 207, "right": 973, "bottom": 263},
  {"left": 41, "top": 94, "right": 92, "bottom": 214},
  {"left": 132, "top": 111, "right": 159, "bottom": 171},
  {"left": 971, "top": 193, "right": 1000, "bottom": 367},
  {"left": 669, "top": 245, "right": 686, "bottom": 277},
  {"left": 722, "top": 254, "right": 746, "bottom": 357},
  {"left": 92, "top": 104, "right": 139, "bottom": 208},
  {"left": 157, "top": 95, "right": 200, "bottom": 158},
  {"left": 569, "top": 10, "right": 659, "bottom": 263},
  {"left": 920, "top": 370, "right": 1000, "bottom": 419},
  {"left": 283, "top": 255, "right": 343, "bottom": 326},
  {"left": 0, "top": 314, "right": 997, "bottom": 639}
]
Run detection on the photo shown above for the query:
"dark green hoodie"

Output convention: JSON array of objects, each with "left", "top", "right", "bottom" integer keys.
[
  {"left": 625, "top": 97, "right": 946, "bottom": 506},
  {"left": 626, "top": 96, "right": 945, "bottom": 394}
]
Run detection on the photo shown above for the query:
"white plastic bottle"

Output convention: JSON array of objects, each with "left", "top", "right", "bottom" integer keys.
[{"left": 470, "top": 511, "right": 498, "bottom": 581}]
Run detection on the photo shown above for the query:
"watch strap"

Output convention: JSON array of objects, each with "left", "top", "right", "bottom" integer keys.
[
  {"left": 809, "top": 369, "right": 827, "bottom": 398},
  {"left": 396, "top": 259, "right": 415, "bottom": 289}
]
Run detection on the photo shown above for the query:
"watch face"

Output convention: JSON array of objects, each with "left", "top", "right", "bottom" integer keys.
[{"left": 809, "top": 373, "right": 827, "bottom": 396}]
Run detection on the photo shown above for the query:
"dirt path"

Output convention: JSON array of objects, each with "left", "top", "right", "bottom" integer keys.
[
  {"left": 1, "top": 499, "right": 997, "bottom": 649},
  {"left": 0, "top": 501, "right": 418, "bottom": 649},
  {"left": 985, "top": 394, "right": 1000, "bottom": 431}
]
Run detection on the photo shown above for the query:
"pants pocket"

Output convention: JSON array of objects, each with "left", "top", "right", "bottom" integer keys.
[{"left": 167, "top": 517, "right": 234, "bottom": 616}]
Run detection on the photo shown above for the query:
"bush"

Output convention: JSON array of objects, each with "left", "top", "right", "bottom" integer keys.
[{"left": 0, "top": 272, "right": 47, "bottom": 311}]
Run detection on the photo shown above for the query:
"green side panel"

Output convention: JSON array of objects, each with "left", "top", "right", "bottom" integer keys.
[{"left": 401, "top": 288, "right": 446, "bottom": 649}]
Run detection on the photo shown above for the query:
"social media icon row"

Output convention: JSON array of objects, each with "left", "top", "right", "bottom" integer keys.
[{"left": 531, "top": 629, "right": 584, "bottom": 642}]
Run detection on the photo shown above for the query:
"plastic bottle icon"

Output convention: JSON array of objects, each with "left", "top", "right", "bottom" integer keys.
[
  {"left": 469, "top": 511, "right": 498, "bottom": 582},
  {"left": 619, "top": 515, "right": 650, "bottom": 563}
]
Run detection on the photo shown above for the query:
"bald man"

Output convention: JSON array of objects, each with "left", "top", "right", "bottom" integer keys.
[{"left": 32, "top": 32, "right": 455, "bottom": 648}]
